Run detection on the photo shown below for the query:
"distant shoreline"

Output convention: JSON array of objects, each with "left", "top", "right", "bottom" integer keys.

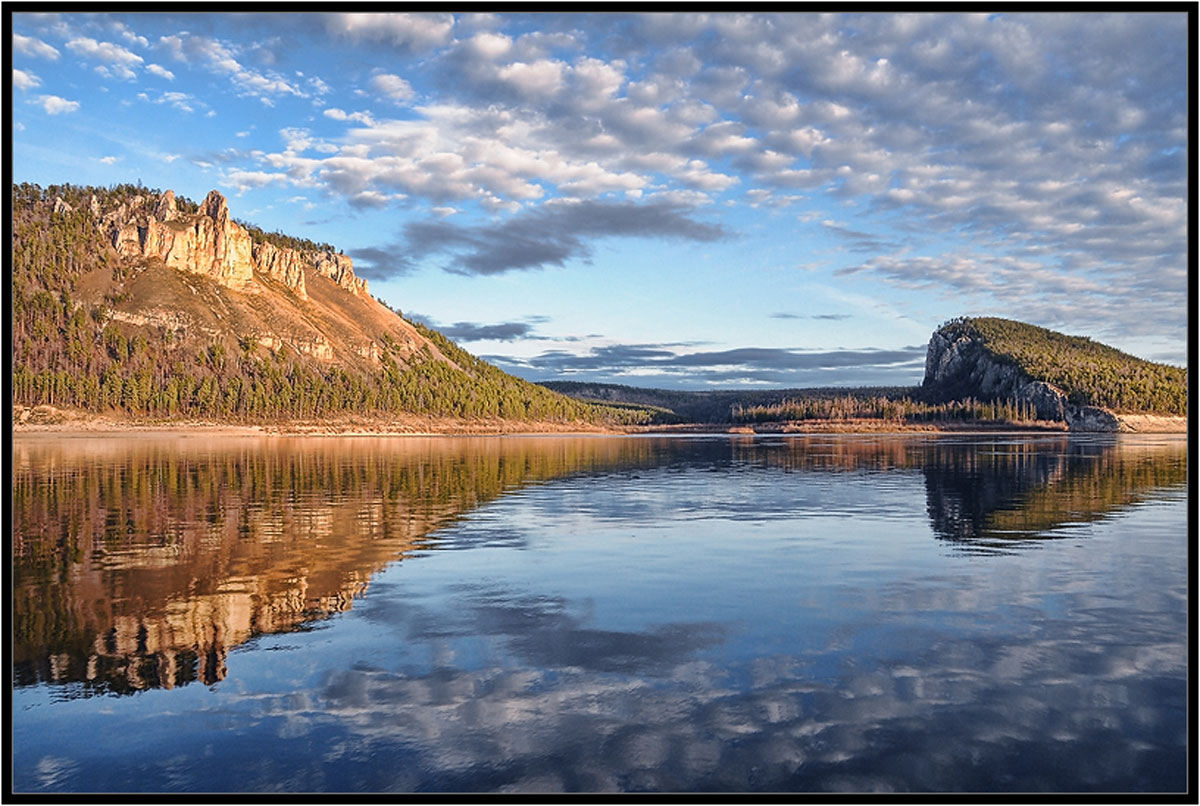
[{"left": 11, "top": 408, "right": 1187, "bottom": 438}]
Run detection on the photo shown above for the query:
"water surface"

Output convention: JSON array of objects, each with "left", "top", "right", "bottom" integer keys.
[{"left": 11, "top": 434, "right": 1188, "bottom": 793}]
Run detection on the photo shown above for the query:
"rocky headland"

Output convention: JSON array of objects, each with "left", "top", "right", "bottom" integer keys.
[{"left": 922, "top": 321, "right": 1185, "bottom": 432}]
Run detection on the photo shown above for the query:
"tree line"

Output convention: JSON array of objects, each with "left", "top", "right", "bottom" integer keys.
[{"left": 732, "top": 394, "right": 1044, "bottom": 424}]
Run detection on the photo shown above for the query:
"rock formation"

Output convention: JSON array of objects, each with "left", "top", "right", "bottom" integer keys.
[
  {"left": 922, "top": 327, "right": 1120, "bottom": 431},
  {"left": 98, "top": 189, "right": 369, "bottom": 300},
  {"left": 252, "top": 241, "right": 308, "bottom": 299}
]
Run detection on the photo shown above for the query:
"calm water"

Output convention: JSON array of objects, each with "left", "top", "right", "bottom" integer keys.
[{"left": 11, "top": 433, "right": 1188, "bottom": 793}]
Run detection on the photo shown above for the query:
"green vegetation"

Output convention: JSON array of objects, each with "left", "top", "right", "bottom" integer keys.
[
  {"left": 937, "top": 317, "right": 1186, "bottom": 415},
  {"left": 11, "top": 182, "right": 650, "bottom": 426},
  {"left": 236, "top": 219, "right": 338, "bottom": 255},
  {"left": 543, "top": 381, "right": 1036, "bottom": 425},
  {"left": 732, "top": 394, "right": 1040, "bottom": 424}
]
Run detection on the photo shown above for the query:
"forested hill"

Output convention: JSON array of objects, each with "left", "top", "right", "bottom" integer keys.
[
  {"left": 11, "top": 182, "right": 647, "bottom": 425},
  {"left": 925, "top": 317, "right": 1186, "bottom": 415}
]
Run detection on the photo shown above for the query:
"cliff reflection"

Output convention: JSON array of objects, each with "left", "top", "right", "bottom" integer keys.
[
  {"left": 917, "top": 437, "right": 1187, "bottom": 552},
  {"left": 724, "top": 435, "right": 1186, "bottom": 552},
  {"left": 12, "top": 436, "right": 661, "bottom": 696}
]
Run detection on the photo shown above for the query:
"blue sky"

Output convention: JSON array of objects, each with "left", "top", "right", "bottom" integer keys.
[{"left": 10, "top": 11, "right": 1190, "bottom": 389}]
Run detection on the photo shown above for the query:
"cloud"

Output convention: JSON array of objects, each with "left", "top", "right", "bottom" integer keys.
[
  {"left": 12, "top": 69, "right": 41, "bottom": 91},
  {"left": 146, "top": 63, "right": 175, "bottom": 80},
  {"left": 66, "top": 37, "right": 144, "bottom": 79},
  {"left": 13, "top": 33, "right": 59, "bottom": 60},
  {"left": 370, "top": 73, "right": 415, "bottom": 102},
  {"left": 346, "top": 246, "right": 415, "bottom": 280},
  {"left": 220, "top": 169, "right": 289, "bottom": 194},
  {"left": 436, "top": 321, "right": 540, "bottom": 342},
  {"left": 324, "top": 107, "right": 375, "bottom": 125},
  {"left": 36, "top": 95, "right": 80, "bottom": 115},
  {"left": 157, "top": 32, "right": 305, "bottom": 102},
  {"left": 139, "top": 89, "right": 201, "bottom": 114},
  {"left": 397, "top": 199, "right": 728, "bottom": 276},
  {"left": 326, "top": 12, "right": 455, "bottom": 51},
  {"left": 99, "top": 156, "right": 118, "bottom": 164},
  {"left": 820, "top": 220, "right": 904, "bottom": 254},
  {"left": 487, "top": 341, "right": 927, "bottom": 388},
  {"left": 771, "top": 313, "right": 853, "bottom": 321}
]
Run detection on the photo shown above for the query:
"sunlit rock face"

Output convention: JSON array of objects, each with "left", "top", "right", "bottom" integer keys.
[
  {"left": 252, "top": 241, "right": 308, "bottom": 299},
  {"left": 922, "top": 329, "right": 1118, "bottom": 431},
  {"left": 99, "top": 190, "right": 369, "bottom": 299}
]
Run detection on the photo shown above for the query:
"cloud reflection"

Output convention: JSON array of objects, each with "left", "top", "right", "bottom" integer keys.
[{"left": 296, "top": 580, "right": 1186, "bottom": 792}]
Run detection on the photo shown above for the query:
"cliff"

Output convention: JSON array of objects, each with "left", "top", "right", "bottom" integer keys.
[
  {"left": 101, "top": 189, "right": 368, "bottom": 299},
  {"left": 922, "top": 318, "right": 1186, "bottom": 431}
]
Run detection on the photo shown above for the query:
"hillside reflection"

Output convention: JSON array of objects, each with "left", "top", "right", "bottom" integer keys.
[
  {"left": 11, "top": 436, "right": 662, "bottom": 696},
  {"left": 12, "top": 434, "right": 1186, "bottom": 697},
  {"left": 917, "top": 437, "right": 1187, "bottom": 552}
]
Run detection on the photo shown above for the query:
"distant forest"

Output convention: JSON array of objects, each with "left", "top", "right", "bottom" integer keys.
[{"left": 542, "top": 382, "right": 1046, "bottom": 426}]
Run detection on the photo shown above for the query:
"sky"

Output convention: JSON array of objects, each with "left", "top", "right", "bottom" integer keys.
[{"left": 10, "top": 11, "right": 1191, "bottom": 389}]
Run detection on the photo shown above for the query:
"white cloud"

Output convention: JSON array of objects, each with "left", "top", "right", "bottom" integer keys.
[
  {"left": 140, "top": 90, "right": 198, "bottom": 114},
  {"left": 146, "top": 63, "right": 175, "bottom": 80},
  {"left": 66, "top": 37, "right": 144, "bottom": 78},
  {"left": 157, "top": 34, "right": 189, "bottom": 62},
  {"left": 221, "top": 169, "right": 288, "bottom": 194},
  {"left": 157, "top": 33, "right": 303, "bottom": 101},
  {"left": 110, "top": 20, "right": 149, "bottom": 49},
  {"left": 12, "top": 69, "right": 41, "bottom": 91},
  {"left": 324, "top": 107, "right": 375, "bottom": 126},
  {"left": 13, "top": 33, "right": 59, "bottom": 60},
  {"left": 99, "top": 156, "right": 119, "bottom": 164},
  {"left": 496, "top": 59, "right": 566, "bottom": 97},
  {"left": 464, "top": 31, "right": 513, "bottom": 60},
  {"left": 327, "top": 13, "right": 454, "bottom": 50},
  {"left": 36, "top": 95, "right": 80, "bottom": 115},
  {"left": 370, "top": 73, "right": 414, "bottom": 103}
]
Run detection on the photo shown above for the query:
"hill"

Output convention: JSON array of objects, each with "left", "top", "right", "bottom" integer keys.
[
  {"left": 923, "top": 317, "right": 1186, "bottom": 418},
  {"left": 10, "top": 182, "right": 648, "bottom": 428}
]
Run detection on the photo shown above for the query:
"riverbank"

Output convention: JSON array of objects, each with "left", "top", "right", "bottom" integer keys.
[
  {"left": 11, "top": 405, "right": 622, "bottom": 437},
  {"left": 12, "top": 405, "right": 1186, "bottom": 437}
]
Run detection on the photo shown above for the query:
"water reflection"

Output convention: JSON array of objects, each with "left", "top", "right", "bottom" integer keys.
[
  {"left": 918, "top": 436, "right": 1188, "bottom": 552},
  {"left": 11, "top": 434, "right": 1188, "bottom": 793},
  {"left": 11, "top": 436, "right": 664, "bottom": 695},
  {"left": 11, "top": 435, "right": 1186, "bottom": 698}
]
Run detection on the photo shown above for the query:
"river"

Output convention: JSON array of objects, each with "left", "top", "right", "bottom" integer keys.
[{"left": 11, "top": 433, "right": 1188, "bottom": 793}]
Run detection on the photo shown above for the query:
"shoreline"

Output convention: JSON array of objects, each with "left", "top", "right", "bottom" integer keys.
[{"left": 11, "top": 410, "right": 1187, "bottom": 438}]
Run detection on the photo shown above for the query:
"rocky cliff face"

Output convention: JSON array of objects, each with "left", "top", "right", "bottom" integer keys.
[
  {"left": 99, "top": 189, "right": 368, "bottom": 300},
  {"left": 922, "top": 328, "right": 1120, "bottom": 431}
]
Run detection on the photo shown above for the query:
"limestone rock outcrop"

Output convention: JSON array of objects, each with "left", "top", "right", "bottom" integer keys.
[
  {"left": 922, "top": 328, "right": 1120, "bottom": 431},
  {"left": 252, "top": 241, "right": 308, "bottom": 299},
  {"left": 98, "top": 189, "right": 369, "bottom": 300}
]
